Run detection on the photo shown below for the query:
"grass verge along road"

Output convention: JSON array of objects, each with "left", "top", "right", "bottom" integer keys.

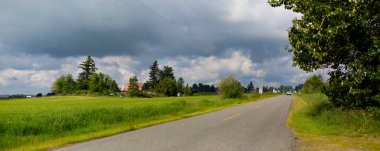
[
  {"left": 289, "top": 94, "right": 380, "bottom": 150},
  {"left": 0, "top": 94, "right": 277, "bottom": 151}
]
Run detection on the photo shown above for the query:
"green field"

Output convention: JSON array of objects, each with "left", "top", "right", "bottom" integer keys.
[
  {"left": 289, "top": 94, "right": 380, "bottom": 150},
  {"left": 0, "top": 94, "right": 277, "bottom": 151}
]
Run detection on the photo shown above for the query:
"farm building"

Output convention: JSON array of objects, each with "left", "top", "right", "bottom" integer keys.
[{"left": 121, "top": 82, "right": 144, "bottom": 92}]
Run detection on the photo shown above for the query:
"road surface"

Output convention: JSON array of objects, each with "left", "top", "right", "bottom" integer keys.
[{"left": 56, "top": 95, "right": 295, "bottom": 151}]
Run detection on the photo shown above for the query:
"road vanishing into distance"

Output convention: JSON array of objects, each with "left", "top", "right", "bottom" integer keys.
[{"left": 56, "top": 95, "right": 295, "bottom": 151}]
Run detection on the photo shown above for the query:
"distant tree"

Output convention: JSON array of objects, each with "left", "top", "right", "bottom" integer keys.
[
  {"left": 177, "top": 77, "right": 185, "bottom": 94},
  {"left": 106, "top": 75, "right": 120, "bottom": 94},
  {"left": 77, "top": 56, "right": 97, "bottom": 90},
  {"left": 191, "top": 83, "right": 199, "bottom": 93},
  {"left": 302, "top": 75, "right": 324, "bottom": 94},
  {"left": 159, "top": 66, "right": 175, "bottom": 80},
  {"left": 128, "top": 75, "right": 141, "bottom": 97},
  {"left": 156, "top": 77, "right": 178, "bottom": 96},
  {"left": 148, "top": 60, "right": 160, "bottom": 90},
  {"left": 198, "top": 83, "right": 204, "bottom": 92},
  {"left": 52, "top": 74, "right": 76, "bottom": 94},
  {"left": 142, "top": 83, "right": 150, "bottom": 91},
  {"left": 295, "top": 84, "right": 303, "bottom": 92},
  {"left": 52, "top": 76, "right": 65, "bottom": 94},
  {"left": 247, "top": 82, "right": 254, "bottom": 92},
  {"left": 210, "top": 85, "right": 216, "bottom": 92},
  {"left": 219, "top": 76, "right": 244, "bottom": 98},
  {"left": 89, "top": 72, "right": 119, "bottom": 95},
  {"left": 36, "top": 93, "right": 43, "bottom": 97},
  {"left": 184, "top": 83, "right": 192, "bottom": 96}
]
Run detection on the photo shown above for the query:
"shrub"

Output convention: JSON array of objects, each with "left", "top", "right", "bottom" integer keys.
[
  {"left": 302, "top": 75, "right": 324, "bottom": 94},
  {"left": 218, "top": 76, "right": 244, "bottom": 98}
]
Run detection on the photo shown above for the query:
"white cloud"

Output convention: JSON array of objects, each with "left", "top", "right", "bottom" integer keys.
[
  {"left": 226, "top": 0, "right": 300, "bottom": 39},
  {"left": 174, "top": 50, "right": 265, "bottom": 84},
  {"left": 0, "top": 69, "right": 59, "bottom": 88}
]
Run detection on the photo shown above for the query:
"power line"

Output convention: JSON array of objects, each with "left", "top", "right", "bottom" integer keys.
[{"left": 131, "top": 0, "right": 215, "bottom": 51}]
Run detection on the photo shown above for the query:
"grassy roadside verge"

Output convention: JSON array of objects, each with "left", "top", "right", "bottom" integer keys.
[
  {"left": 0, "top": 93, "right": 279, "bottom": 151},
  {"left": 289, "top": 94, "right": 380, "bottom": 150}
]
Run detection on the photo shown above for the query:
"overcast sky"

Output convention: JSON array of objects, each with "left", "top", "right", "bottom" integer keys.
[{"left": 0, "top": 0, "right": 321, "bottom": 94}]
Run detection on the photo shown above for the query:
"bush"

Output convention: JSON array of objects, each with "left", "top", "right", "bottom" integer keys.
[
  {"left": 302, "top": 75, "right": 324, "bottom": 94},
  {"left": 218, "top": 76, "right": 244, "bottom": 98}
]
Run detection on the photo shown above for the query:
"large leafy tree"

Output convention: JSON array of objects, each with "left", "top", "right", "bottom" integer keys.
[
  {"left": 269, "top": 0, "right": 380, "bottom": 108},
  {"left": 78, "top": 56, "right": 97, "bottom": 90},
  {"left": 156, "top": 77, "right": 178, "bottom": 96},
  {"left": 52, "top": 74, "right": 76, "bottom": 94}
]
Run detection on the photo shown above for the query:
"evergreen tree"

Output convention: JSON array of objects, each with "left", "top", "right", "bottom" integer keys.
[
  {"left": 78, "top": 56, "right": 97, "bottom": 90},
  {"left": 159, "top": 66, "right": 175, "bottom": 80},
  {"left": 177, "top": 77, "right": 185, "bottom": 93},
  {"left": 184, "top": 83, "right": 192, "bottom": 96},
  {"left": 148, "top": 60, "right": 160, "bottom": 90},
  {"left": 247, "top": 82, "right": 254, "bottom": 92}
]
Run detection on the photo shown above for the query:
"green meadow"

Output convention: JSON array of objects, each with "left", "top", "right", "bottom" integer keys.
[{"left": 0, "top": 94, "right": 277, "bottom": 151}]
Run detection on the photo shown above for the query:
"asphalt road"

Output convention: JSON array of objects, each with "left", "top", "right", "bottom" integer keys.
[{"left": 56, "top": 95, "right": 295, "bottom": 151}]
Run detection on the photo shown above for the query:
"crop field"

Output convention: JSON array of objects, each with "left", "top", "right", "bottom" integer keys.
[{"left": 0, "top": 94, "right": 277, "bottom": 151}]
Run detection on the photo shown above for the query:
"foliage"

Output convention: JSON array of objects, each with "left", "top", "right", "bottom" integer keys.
[
  {"left": 177, "top": 77, "right": 185, "bottom": 94},
  {"left": 295, "top": 84, "right": 304, "bottom": 92},
  {"left": 155, "top": 77, "right": 178, "bottom": 96},
  {"left": 269, "top": 0, "right": 380, "bottom": 108},
  {"left": 278, "top": 85, "right": 294, "bottom": 93},
  {"left": 128, "top": 75, "right": 141, "bottom": 97},
  {"left": 89, "top": 73, "right": 119, "bottom": 95},
  {"left": 302, "top": 75, "right": 324, "bottom": 94},
  {"left": 52, "top": 74, "right": 77, "bottom": 94},
  {"left": 184, "top": 84, "right": 192, "bottom": 96},
  {"left": 36, "top": 93, "right": 43, "bottom": 97},
  {"left": 218, "top": 76, "right": 244, "bottom": 98},
  {"left": 246, "top": 81, "right": 254, "bottom": 92},
  {"left": 77, "top": 56, "right": 97, "bottom": 90},
  {"left": 147, "top": 60, "right": 160, "bottom": 90},
  {"left": 52, "top": 56, "right": 119, "bottom": 95},
  {"left": 191, "top": 83, "right": 217, "bottom": 93},
  {"left": 159, "top": 66, "right": 175, "bottom": 80}
]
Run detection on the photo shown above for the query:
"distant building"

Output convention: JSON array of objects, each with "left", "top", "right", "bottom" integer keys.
[{"left": 121, "top": 82, "right": 144, "bottom": 92}]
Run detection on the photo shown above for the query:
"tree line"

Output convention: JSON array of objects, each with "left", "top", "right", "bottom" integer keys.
[{"left": 52, "top": 56, "right": 119, "bottom": 95}]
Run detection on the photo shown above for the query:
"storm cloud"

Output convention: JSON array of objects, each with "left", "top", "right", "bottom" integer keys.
[{"left": 0, "top": 0, "right": 311, "bottom": 94}]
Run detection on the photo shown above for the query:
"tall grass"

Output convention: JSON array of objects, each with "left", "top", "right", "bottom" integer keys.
[
  {"left": 0, "top": 94, "right": 278, "bottom": 150},
  {"left": 290, "top": 93, "right": 380, "bottom": 137}
]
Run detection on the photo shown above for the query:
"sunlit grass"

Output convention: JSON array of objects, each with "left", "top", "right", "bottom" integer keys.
[
  {"left": 289, "top": 94, "right": 380, "bottom": 150},
  {"left": 0, "top": 93, "right": 278, "bottom": 151}
]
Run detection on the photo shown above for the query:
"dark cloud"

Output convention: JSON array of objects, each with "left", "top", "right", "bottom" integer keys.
[
  {"left": 0, "top": 0, "right": 294, "bottom": 60},
  {"left": 0, "top": 0, "right": 305, "bottom": 94}
]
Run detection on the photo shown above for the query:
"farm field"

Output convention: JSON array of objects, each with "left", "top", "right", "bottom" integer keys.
[
  {"left": 0, "top": 94, "right": 278, "bottom": 151},
  {"left": 289, "top": 94, "right": 380, "bottom": 150}
]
